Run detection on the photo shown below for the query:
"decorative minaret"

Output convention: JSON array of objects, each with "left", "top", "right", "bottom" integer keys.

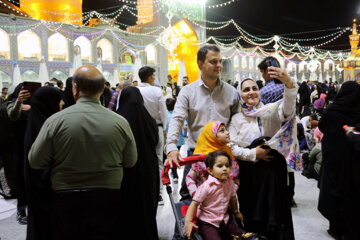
[
  {"left": 349, "top": 18, "right": 359, "bottom": 53},
  {"left": 20, "top": 0, "right": 83, "bottom": 25}
]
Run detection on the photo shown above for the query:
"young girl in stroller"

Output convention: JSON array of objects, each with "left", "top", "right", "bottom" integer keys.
[
  {"left": 185, "top": 121, "right": 239, "bottom": 198},
  {"left": 184, "top": 150, "right": 244, "bottom": 239}
]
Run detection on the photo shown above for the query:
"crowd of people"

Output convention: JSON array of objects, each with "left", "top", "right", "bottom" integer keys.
[{"left": 0, "top": 44, "right": 359, "bottom": 240}]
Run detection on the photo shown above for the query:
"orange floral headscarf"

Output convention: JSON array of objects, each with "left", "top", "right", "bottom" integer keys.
[{"left": 193, "top": 121, "right": 234, "bottom": 159}]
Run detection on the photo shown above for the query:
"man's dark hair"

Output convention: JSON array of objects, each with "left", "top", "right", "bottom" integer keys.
[
  {"left": 257, "top": 56, "right": 280, "bottom": 71},
  {"left": 73, "top": 73, "right": 105, "bottom": 95},
  {"left": 2, "top": 87, "right": 8, "bottom": 91},
  {"left": 105, "top": 81, "right": 110, "bottom": 87},
  {"left": 116, "top": 83, "right": 119, "bottom": 87},
  {"left": 197, "top": 45, "right": 220, "bottom": 63},
  {"left": 183, "top": 76, "right": 189, "bottom": 80},
  {"left": 256, "top": 80, "right": 264, "bottom": 89},
  {"left": 166, "top": 98, "right": 176, "bottom": 111},
  {"left": 138, "top": 66, "right": 155, "bottom": 83},
  {"left": 310, "top": 113, "right": 318, "bottom": 121},
  {"left": 205, "top": 150, "right": 231, "bottom": 169},
  {"left": 57, "top": 80, "right": 63, "bottom": 88}
]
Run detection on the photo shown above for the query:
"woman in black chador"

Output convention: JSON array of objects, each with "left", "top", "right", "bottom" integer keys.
[
  {"left": 117, "top": 86, "right": 159, "bottom": 239},
  {"left": 344, "top": 124, "right": 360, "bottom": 240},
  {"left": 318, "top": 81, "right": 360, "bottom": 240},
  {"left": 61, "top": 77, "right": 75, "bottom": 109},
  {"left": 24, "top": 86, "right": 62, "bottom": 240}
]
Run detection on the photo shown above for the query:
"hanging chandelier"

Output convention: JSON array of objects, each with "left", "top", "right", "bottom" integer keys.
[{"left": 157, "top": 11, "right": 180, "bottom": 55}]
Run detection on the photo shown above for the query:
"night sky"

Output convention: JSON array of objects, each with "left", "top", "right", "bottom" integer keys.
[
  {"left": 10, "top": 0, "right": 360, "bottom": 50},
  {"left": 82, "top": 0, "right": 360, "bottom": 51}
]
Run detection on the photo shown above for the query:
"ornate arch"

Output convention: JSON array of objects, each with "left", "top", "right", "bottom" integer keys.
[
  {"left": 96, "top": 38, "right": 113, "bottom": 63},
  {"left": 74, "top": 36, "right": 92, "bottom": 62},
  {"left": 48, "top": 33, "right": 68, "bottom": 61},
  {"left": 0, "top": 28, "right": 10, "bottom": 59},
  {"left": 17, "top": 30, "right": 41, "bottom": 60}
]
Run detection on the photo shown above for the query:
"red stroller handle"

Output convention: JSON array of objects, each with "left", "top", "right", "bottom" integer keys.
[{"left": 161, "top": 155, "right": 206, "bottom": 185}]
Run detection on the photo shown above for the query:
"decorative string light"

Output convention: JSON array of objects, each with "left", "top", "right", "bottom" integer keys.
[
  {"left": 123, "top": 5, "right": 161, "bottom": 19},
  {"left": 207, "top": 0, "right": 237, "bottom": 9},
  {"left": 118, "top": 0, "right": 162, "bottom": 5},
  {"left": 0, "top": 0, "right": 29, "bottom": 17},
  {"left": 0, "top": 23, "right": 39, "bottom": 29},
  {"left": 282, "top": 29, "right": 347, "bottom": 42},
  {"left": 115, "top": 21, "right": 163, "bottom": 29},
  {"left": 184, "top": 17, "right": 232, "bottom": 30},
  {"left": 0, "top": 2, "right": 351, "bottom": 61},
  {"left": 93, "top": 12, "right": 165, "bottom": 36},
  {"left": 4, "top": 22, "right": 42, "bottom": 36}
]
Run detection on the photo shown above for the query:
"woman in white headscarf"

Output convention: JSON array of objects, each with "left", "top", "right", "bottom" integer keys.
[{"left": 229, "top": 66, "right": 299, "bottom": 240}]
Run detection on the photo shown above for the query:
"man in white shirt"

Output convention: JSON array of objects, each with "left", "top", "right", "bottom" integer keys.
[
  {"left": 137, "top": 66, "right": 168, "bottom": 204},
  {"left": 165, "top": 45, "right": 239, "bottom": 200}
]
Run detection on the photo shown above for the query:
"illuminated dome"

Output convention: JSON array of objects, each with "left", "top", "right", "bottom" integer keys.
[{"left": 20, "top": 0, "right": 83, "bottom": 25}]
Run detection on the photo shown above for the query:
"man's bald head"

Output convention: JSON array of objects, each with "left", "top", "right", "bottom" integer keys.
[{"left": 73, "top": 65, "right": 105, "bottom": 96}]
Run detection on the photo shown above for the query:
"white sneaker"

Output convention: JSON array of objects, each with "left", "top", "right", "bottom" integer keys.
[
  {"left": 158, "top": 195, "right": 164, "bottom": 206},
  {"left": 173, "top": 177, "right": 178, "bottom": 183}
]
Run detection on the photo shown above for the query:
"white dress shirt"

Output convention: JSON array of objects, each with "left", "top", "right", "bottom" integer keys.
[
  {"left": 166, "top": 78, "right": 239, "bottom": 154},
  {"left": 137, "top": 82, "right": 168, "bottom": 127}
]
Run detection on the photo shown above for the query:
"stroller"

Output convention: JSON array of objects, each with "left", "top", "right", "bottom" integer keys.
[{"left": 161, "top": 155, "right": 267, "bottom": 240}]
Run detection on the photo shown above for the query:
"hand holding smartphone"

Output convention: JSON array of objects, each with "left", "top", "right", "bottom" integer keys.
[
  {"left": 22, "top": 82, "right": 41, "bottom": 98},
  {"left": 265, "top": 60, "right": 282, "bottom": 84}
]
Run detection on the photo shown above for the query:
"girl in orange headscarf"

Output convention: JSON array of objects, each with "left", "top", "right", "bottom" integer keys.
[{"left": 185, "top": 121, "right": 239, "bottom": 197}]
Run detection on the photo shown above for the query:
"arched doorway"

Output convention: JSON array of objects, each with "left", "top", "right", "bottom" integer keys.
[
  {"left": 17, "top": 30, "right": 41, "bottom": 60},
  {"left": 168, "top": 20, "right": 199, "bottom": 83},
  {"left": 50, "top": 70, "right": 68, "bottom": 82},
  {"left": 74, "top": 36, "right": 92, "bottom": 62},
  {"left": 22, "top": 70, "right": 39, "bottom": 82},
  {"left": 355, "top": 72, "right": 360, "bottom": 83},
  {"left": 0, "top": 29, "right": 10, "bottom": 59},
  {"left": 48, "top": 33, "right": 68, "bottom": 61},
  {"left": 97, "top": 38, "right": 113, "bottom": 63},
  {"left": 0, "top": 70, "right": 11, "bottom": 87}
]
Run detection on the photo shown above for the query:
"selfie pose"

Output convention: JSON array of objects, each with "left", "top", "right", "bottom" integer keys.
[
  {"left": 6, "top": 82, "right": 39, "bottom": 225},
  {"left": 229, "top": 66, "right": 299, "bottom": 240},
  {"left": 257, "top": 57, "right": 285, "bottom": 105}
]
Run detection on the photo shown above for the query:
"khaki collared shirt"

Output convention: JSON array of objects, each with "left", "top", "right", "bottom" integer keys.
[
  {"left": 29, "top": 97, "right": 137, "bottom": 191},
  {"left": 166, "top": 78, "right": 239, "bottom": 153}
]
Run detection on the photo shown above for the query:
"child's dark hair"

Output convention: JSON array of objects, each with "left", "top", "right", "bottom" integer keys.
[
  {"left": 205, "top": 150, "right": 231, "bottom": 169},
  {"left": 166, "top": 98, "right": 176, "bottom": 111}
]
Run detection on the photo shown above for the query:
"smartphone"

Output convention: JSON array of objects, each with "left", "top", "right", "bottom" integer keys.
[
  {"left": 265, "top": 59, "right": 282, "bottom": 84},
  {"left": 22, "top": 82, "right": 41, "bottom": 97}
]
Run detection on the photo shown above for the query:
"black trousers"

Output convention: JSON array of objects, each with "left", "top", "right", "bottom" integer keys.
[
  {"left": 179, "top": 148, "right": 194, "bottom": 201},
  {"left": 287, "top": 172, "right": 295, "bottom": 204},
  {"left": 52, "top": 189, "right": 121, "bottom": 240}
]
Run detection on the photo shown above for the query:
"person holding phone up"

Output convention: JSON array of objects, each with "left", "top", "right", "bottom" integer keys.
[
  {"left": 257, "top": 56, "right": 285, "bottom": 105},
  {"left": 5, "top": 83, "right": 32, "bottom": 225}
]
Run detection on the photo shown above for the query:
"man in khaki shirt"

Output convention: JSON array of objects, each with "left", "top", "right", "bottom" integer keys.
[{"left": 29, "top": 65, "right": 137, "bottom": 240}]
